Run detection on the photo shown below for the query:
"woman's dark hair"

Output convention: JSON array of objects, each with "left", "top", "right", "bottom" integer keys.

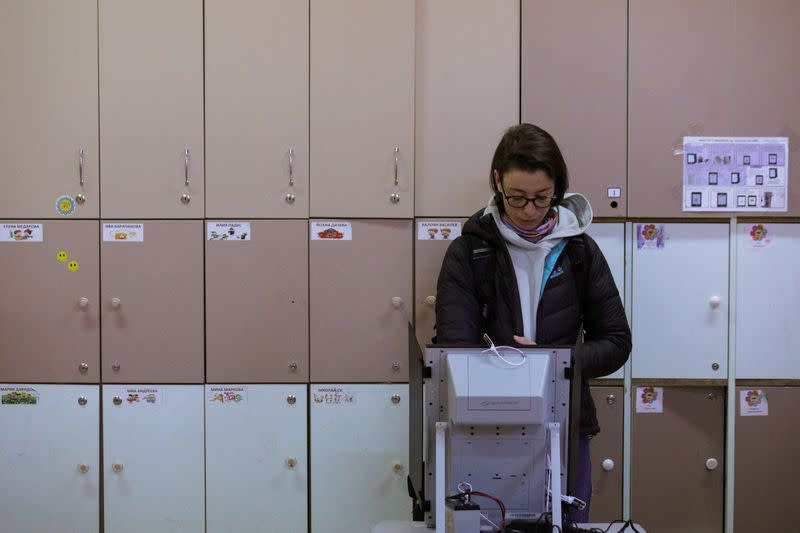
[{"left": 489, "top": 123, "right": 569, "bottom": 210}]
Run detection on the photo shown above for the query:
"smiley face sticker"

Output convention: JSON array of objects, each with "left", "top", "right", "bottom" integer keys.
[
  {"left": 56, "top": 195, "right": 76, "bottom": 216},
  {"left": 56, "top": 250, "right": 69, "bottom": 262},
  {"left": 67, "top": 260, "right": 79, "bottom": 272}
]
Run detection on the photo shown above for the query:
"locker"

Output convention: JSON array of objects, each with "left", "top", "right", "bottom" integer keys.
[
  {"left": 309, "top": 220, "right": 412, "bottom": 382},
  {"left": 311, "top": 384, "right": 409, "bottom": 533},
  {"left": 0, "top": 384, "right": 99, "bottom": 533},
  {"left": 100, "top": 0, "right": 204, "bottom": 218},
  {"left": 735, "top": 0, "right": 800, "bottom": 216},
  {"left": 101, "top": 221, "right": 204, "bottom": 383},
  {"left": 0, "top": 221, "right": 99, "bottom": 382},
  {"left": 632, "top": 223, "right": 729, "bottom": 379},
  {"left": 414, "top": 219, "right": 467, "bottom": 349},
  {"left": 206, "top": 384, "right": 307, "bottom": 533},
  {"left": 588, "top": 386, "right": 623, "bottom": 523},
  {"left": 310, "top": 0, "right": 414, "bottom": 218},
  {"left": 415, "top": 0, "right": 518, "bottom": 217},
  {"left": 735, "top": 386, "right": 800, "bottom": 531},
  {"left": 586, "top": 223, "right": 626, "bottom": 379},
  {"left": 629, "top": 0, "right": 735, "bottom": 217},
  {"left": 632, "top": 386, "right": 724, "bottom": 532},
  {"left": 205, "top": 0, "right": 309, "bottom": 218},
  {"left": 0, "top": 0, "right": 99, "bottom": 218},
  {"left": 522, "top": 0, "right": 628, "bottom": 217},
  {"left": 736, "top": 223, "right": 800, "bottom": 378},
  {"left": 206, "top": 220, "right": 309, "bottom": 382},
  {"left": 103, "top": 384, "right": 204, "bottom": 533}
]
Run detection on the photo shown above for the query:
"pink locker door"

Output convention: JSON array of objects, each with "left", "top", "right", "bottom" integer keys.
[
  {"left": 0, "top": 221, "right": 99, "bottom": 382},
  {"left": 206, "top": 220, "right": 309, "bottom": 382},
  {"left": 309, "top": 220, "right": 412, "bottom": 382},
  {"left": 101, "top": 221, "right": 204, "bottom": 383}
]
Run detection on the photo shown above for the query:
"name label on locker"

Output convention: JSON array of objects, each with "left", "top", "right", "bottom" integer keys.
[
  {"left": 124, "top": 387, "right": 163, "bottom": 406},
  {"left": 103, "top": 223, "right": 144, "bottom": 242},
  {"left": 207, "top": 222, "right": 251, "bottom": 241},
  {"left": 207, "top": 386, "right": 247, "bottom": 404},
  {"left": 417, "top": 221, "right": 462, "bottom": 241},
  {"left": 1, "top": 224, "right": 43, "bottom": 242},
  {"left": 1, "top": 386, "right": 40, "bottom": 405},
  {"left": 311, "top": 222, "right": 352, "bottom": 241},
  {"left": 312, "top": 386, "right": 356, "bottom": 405}
]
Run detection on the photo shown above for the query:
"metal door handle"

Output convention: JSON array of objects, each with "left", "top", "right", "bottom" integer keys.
[
  {"left": 393, "top": 147, "right": 399, "bottom": 186},
  {"left": 79, "top": 148, "right": 85, "bottom": 187},
  {"left": 184, "top": 148, "right": 190, "bottom": 186},
  {"left": 288, "top": 148, "right": 295, "bottom": 187}
]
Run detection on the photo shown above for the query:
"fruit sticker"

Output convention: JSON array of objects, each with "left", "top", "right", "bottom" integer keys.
[
  {"left": 124, "top": 387, "right": 162, "bottom": 407},
  {"left": 207, "top": 222, "right": 251, "bottom": 241},
  {"left": 311, "top": 221, "right": 352, "bottom": 241},
  {"left": 740, "top": 389, "right": 768, "bottom": 416},
  {"left": 635, "top": 386, "right": 663, "bottom": 413},
  {"left": 207, "top": 386, "right": 247, "bottom": 405},
  {"left": 417, "top": 221, "right": 462, "bottom": 241},
  {"left": 67, "top": 260, "right": 79, "bottom": 272},
  {"left": 103, "top": 223, "right": 144, "bottom": 242},
  {"left": 1, "top": 224, "right": 43, "bottom": 242},
  {"left": 56, "top": 195, "right": 76, "bottom": 216},
  {"left": 636, "top": 224, "right": 665, "bottom": 250},
  {"left": 749, "top": 224, "right": 770, "bottom": 248},
  {"left": 1, "top": 387, "right": 39, "bottom": 405}
]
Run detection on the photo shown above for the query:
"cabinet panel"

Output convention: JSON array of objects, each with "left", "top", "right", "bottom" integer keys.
[{"left": 588, "top": 386, "right": 623, "bottom": 523}]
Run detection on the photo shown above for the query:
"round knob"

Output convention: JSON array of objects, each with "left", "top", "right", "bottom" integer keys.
[
  {"left": 112, "top": 362, "right": 121, "bottom": 372},
  {"left": 706, "top": 458, "right": 718, "bottom": 471},
  {"left": 180, "top": 193, "right": 191, "bottom": 204},
  {"left": 78, "top": 463, "right": 89, "bottom": 474},
  {"left": 110, "top": 297, "right": 121, "bottom": 309},
  {"left": 709, "top": 296, "right": 721, "bottom": 308},
  {"left": 78, "top": 297, "right": 89, "bottom": 309},
  {"left": 78, "top": 396, "right": 88, "bottom": 406},
  {"left": 112, "top": 463, "right": 124, "bottom": 473},
  {"left": 424, "top": 295, "right": 436, "bottom": 307},
  {"left": 712, "top": 363, "right": 720, "bottom": 371},
  {"left": 288, "top": 361, "right": 298, "bottom": 372},
  {"left": 286, "top": 457, "right": 297, "bottom": 468},
  {"left": 112, "top": 396, "right": 122, "bottom": 406},
  {"left": 75, "top": 194, "right": 86, "bottom": 205},
  {"left": 391, "top": 394, "right": 401, "bottom": 405},
  {"left": 287, "top": 395, "right": 297, "bottom": 405},
  {"left": 602, "top": 459, "right": 615, "bottom": 472},
  {"left": 606, "top": 394, "right": 617, "bottom": 405},
  {"left": 392, "top": 362, "right": 401, "bottom": 372},
  {"left": 390, "top": 193, "right": 400, "bottom": 204},
  {"left": 392, "top": 462, "right": 404, "bottom": 473},
  {"left": 79, "top": 363, "right": 89, "bottom": 374},
  {"left": 285, "top": 193, "right": 296, "bottom": 204},
  {"left": 391, "top": 297, "right": 403, "bottom": 309}
]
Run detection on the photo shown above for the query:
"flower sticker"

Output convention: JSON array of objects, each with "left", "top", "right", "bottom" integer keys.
[
  {"left": 636, "top": 386, "right": 663, "bottom": 413},
  {"left": 750, "top": 224, "right": 767, "bottom": 241},
  {"left": 740, "top": 389, "right": 768, "bottom": 416},
  {"left": 636, "top": 224, "right": 665, "bottom": 250}
]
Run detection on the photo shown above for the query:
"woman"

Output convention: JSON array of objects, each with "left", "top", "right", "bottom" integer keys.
[{"left": 435, "top": 123, "right": 631, "bottom": 523}]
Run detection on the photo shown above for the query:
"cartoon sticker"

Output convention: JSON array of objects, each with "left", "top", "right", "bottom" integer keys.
[
  {"left": 417, "top": 221, "right": 462, "bottom": 241},
  {"left": 1, "top": 224, "right": 43, "bottom": 242},
  {"left": 56, "top": 195, "right": 76, "bottom": 216},
  {"left": 749, "top": 224, "right": 770, "bottom": 248},
  {"left": 207, "top": 386, "right": 247, "bottom": 405},
  {"left": 635, "top": 386, "right": 663, "bottom": 413},
  {"left": 312, "top": 386, "right": 356, "bottom": 405},
  {"left": 67, "top": 260, "right": 79, "bottom": 272},
  {"left": 103, "top": 223, "right": 144, "bottom": 242},
  {"left": 207, "top": 222, "right": 251, "bottom": 241},
  {"left": 56, "top": 250, "right": 69, "bottom": 262},
  {"left": 124, "top": 387, "right": 162, "bottom": 406},
  {"left": 740, "top": 389, "right": 768, "bottom": 416},
  {"left": 636, "top": 224, "right": 665, "bottom": 250},
  {"left": 311, "top": 221, "right": 353, "bottom": 241},
  {"left": 1, "top": 387, "right": 39, "bottom": 405}
]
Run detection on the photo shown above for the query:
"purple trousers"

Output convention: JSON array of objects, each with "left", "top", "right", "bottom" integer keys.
[{"left": 566, "top": 436, "right": 592, "bottom": 524}]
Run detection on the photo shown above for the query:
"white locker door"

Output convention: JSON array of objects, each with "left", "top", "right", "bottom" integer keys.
[
  {"left": 206, "top": 384, "right": 308, "bottom": 533},
  {"left": 586, "top": 223, "right": 626, "bottom": 379},
  {"left": 632, "top": 223, "right": 729, "bottom": 378},
  {"left": 0, "top": 385, "right": 99, "bottom": 533},
  {"left": 737, "top": 223, "right": 800, "bottom": 378},
  {"left": 311, "top": 384, "right": 409, "bottom": 533},
  {"left": 103, "top": 385, "right": 204, "bottom": 533}
]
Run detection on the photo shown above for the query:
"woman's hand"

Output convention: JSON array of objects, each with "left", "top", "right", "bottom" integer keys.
[{"left": 513, "top": 335, "right": 537, "bottom": 345}]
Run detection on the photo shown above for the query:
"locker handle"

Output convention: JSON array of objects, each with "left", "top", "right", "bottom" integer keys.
[
  {"left": 79, "top": 148, "right": 85, "bottom": 187},
  {"left": 78, "top": 297, "right": 89, "bottom": 309},
  {"left": 424, "top": 295, "right": 436, "bottom": 307},
  {"left": 184, "top": 148, "right": 190, "bottom": 186},
  {"left": 393, "top": 147, "right": 399, "bottom": 186},
  {"left": 705, "top": 458, "right": 718, "bottom": 471},
  {"left": 111, "top": 297, "right": 121, "bottom": 309},
  {"left": 78, "top": 463, "right": 89, "bottom": 474},
  {"left": 288, "top": 147, "right": 294, "bottom": 187},
  {"left": 709, "top": 295, "right": 721, "bottom": 309},
  {"left": 112, "top": 463, "right": 123, "bottom": 473},
  {"left": 602, "top": 459, "right": 615, "bottom": 472}
]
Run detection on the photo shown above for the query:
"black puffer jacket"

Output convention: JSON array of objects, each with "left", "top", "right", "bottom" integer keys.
[{"left": 435, "top": 208, "right": 631, "bottom": 436}]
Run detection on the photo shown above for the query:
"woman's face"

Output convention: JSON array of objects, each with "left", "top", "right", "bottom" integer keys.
[{"left": 494, "top": 168, "right": 556, "bottom": 231}]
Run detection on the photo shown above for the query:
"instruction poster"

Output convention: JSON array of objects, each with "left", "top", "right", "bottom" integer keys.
[{"left": 683, "top": 137, "right": 788, "bottom": 212}]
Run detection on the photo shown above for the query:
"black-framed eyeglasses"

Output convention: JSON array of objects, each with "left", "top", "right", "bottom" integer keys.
[{"left": 502, "top": 192, "right": 558, "bottom": 209}]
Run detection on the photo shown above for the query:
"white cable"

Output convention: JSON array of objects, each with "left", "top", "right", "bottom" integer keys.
[
  {"left": 480, "top": 513, "right": 500, "bottom": 530},
  {"left": 481, "top": 334, "right": 527, "bottom": 366}
]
